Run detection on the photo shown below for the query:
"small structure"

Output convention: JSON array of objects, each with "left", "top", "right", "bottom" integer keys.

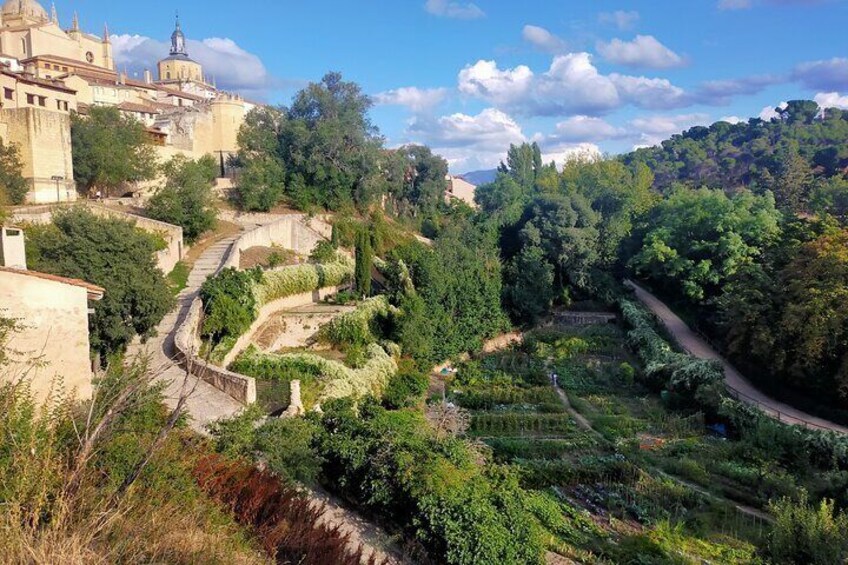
[
  {"left": 445, "top": 175, "right": 478, "bottom": 208},
  {"left": 0, "top": 226, "right": 103, "bottom": 402},
  {"left": 555, "top": 311, "right": 618, "bottom": 326}
]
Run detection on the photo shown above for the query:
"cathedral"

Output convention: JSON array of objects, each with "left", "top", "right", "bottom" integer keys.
[{"left": 0, "top": 0, "right": 250, "bottom": 203}]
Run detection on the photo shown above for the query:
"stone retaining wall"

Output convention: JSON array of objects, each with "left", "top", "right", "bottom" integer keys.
[
  {"left": 222, "top": 214, "right": 327, "bottom": 270},
  {"left": 11, "top": 203, "right": 185, "bottom": 274}
]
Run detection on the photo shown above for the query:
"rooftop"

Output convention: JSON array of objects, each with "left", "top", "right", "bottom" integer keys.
[{"left": 0, "top": 266, "right": 105, "bottom": 300}]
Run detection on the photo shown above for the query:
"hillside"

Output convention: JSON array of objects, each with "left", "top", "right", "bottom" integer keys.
[{"left": 623, "top": 100, "right": 848, "bottom": 200}]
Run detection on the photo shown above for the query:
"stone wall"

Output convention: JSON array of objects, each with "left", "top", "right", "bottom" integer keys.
[
  {"left": 222, "top": 214, "right": 327, "bottom": 269},
  {"left": 0, "top": 269, "right": 94, "bottom": 403},
  {"left": 0, "top": 107, "right": 76, "bottom": 203},
  {"left": 11, "top": 203, "right": 185, "bottom": 274},
  {"left": 173, "top": 297, "right": 257, "bottom": 405},
  {"left": 220, "top": 285, "right": 348, "bottom": 368}
]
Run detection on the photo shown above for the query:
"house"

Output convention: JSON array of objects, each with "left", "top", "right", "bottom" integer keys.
[{"left": 0, "top": 225, "right": 103, "bottom": 402}]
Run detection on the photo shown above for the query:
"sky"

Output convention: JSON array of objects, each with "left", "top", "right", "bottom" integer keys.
[{"left": 55, "top": 0, "right": 848, "bottom": 173}]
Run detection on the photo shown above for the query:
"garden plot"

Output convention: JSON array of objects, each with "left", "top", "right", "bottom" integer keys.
[
  {"left": 252, "top": 303, "right": 356, "bottom": 352},
  {"left": 449, "top": 323, "right": 764, "bottom": 563}
]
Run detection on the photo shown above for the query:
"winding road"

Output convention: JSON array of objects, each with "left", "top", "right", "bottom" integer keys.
[{"left": 625, "top": 280, "right": 848, "bottom": 435}]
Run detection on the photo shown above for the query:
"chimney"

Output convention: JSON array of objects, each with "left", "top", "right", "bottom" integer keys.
[
  {"left": 143, "top": 69, "right": 152, "bottom": 84},
  {"left": 0, "top": 227, "right": 27, "bottom": 270}
]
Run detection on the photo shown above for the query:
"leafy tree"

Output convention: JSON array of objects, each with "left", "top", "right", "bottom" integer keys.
[
  {"left": 25, "top": 208, "right": 173, "bottom": 356},
  {"left": 146, "top": 155, "right": 218, "bottom": 242},
  {"left": 811, "top": 176, "right": 848, "bottom": 224},
  {"left": 200, "top": 268, "right": 262, "bottom": 344},
  {"left": 254, "top": 417, "right": 324, "bottom": 484},
  {"left": 354, "top": 228, "right": 373, "bottom": 298},
  {"left": 767, "top": 492, "right": 848, "bottom": 565},
  {"left": 387, "top": 144, "right": 449, "bottom": 218},
  {"left": 71, "top": 106, "right": 156, "bottom": 195},
  {"left": 382, "top": 360, "right": 429, "bottom": 409},
  {"left": 233, "top": 106, "right": 287, "bottom": 211},
  {"left": 771, "top": 147, "right": 814, "bottom": 212},
  {"left": 504, "top": 245, "right": 554, "bottom": 324},
  {"left": 628, "top": 187, "right": 781, "bottom": 302},
  {"left": 0, "top": 139, "right": 27, "bottom": 205}
]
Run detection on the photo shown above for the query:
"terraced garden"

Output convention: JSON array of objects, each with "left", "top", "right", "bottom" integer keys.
[{"left": 448, "top": 322, "right": 768, "bottom": 563}]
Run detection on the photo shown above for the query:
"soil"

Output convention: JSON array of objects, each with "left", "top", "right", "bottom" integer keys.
[{"left": 239, "top": 246, "right": 299, "bottom": 270}]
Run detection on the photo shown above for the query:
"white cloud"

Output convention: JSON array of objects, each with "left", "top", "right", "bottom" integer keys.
[
  {"left": 758, "top": 101, "right": 788, "bottom": 121},
  {"left": 629, "top": 113, "right": 711, "bottom": 146},
  {"left": 542, "top": 143, "right": 603, "bottom": 169},
  {"left": 719, "top": 115, "right": 744, "bottom": 124},
  {"left": 373, "top": 87, "right": 448, "bottom": 113},
  {"left": 720, "top": 0, "right": 828, "bottom": 9},
  {"left": 814, "top": 92, "right": 848, "bottom": 109},
  {"left": 111, "top": 34, "right": 273, "bottom": 95},
  {"left": 458, "top": 53, "right": 690, "bottom": 117},
  {"left": 598, "top": 10, "right": 640, "bottom": 30},
  {"left": 424, "top": 0, "right": 485, "bottom": 19},
  {"left": 522, "top": 25, "right": 567, "bottom": 53},
  {"left": 549, "top": 116, "right": 627, "bottom": 143},
  {"left": 406, "top": 108, "right": 526, "bottom": 171},
  {"left": 597, "top": 35, "right": 685, "bottom": 69}
]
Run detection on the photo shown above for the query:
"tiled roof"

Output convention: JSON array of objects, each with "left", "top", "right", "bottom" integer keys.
[
  {"left": 117, "top": 101, "right": 160, "bottom": 114},
  {"left": 0, "top": 69, "right": 76, "bottom": 93},
  {"left": 0, "top": 267, "right": 105, "bottom": 300}
]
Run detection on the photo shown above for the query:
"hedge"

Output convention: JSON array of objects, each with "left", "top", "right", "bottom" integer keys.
[
  {"left": 318, "top": 296, "right": 395, "bottom": 348},
  {"left": 232, "top": 343, "right": 398, "bottom": 407},
  {"left": 254, "top": 255, "right": 354, "bottom": 307}
]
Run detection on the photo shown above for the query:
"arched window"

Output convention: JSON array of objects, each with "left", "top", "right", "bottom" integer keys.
[{"left": 166, "top": 72, "right": 171, "bottom": 80}]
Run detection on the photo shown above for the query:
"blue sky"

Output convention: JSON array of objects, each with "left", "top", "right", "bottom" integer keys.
[{"left": 58, "top": 0, "right": 848, "bottom": 172}]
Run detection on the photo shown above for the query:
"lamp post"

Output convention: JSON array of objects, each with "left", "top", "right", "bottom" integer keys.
[{"left": 51, "top": 175, "right": 64, "bottom": 203}]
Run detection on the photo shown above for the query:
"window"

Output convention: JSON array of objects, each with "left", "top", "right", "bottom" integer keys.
[
  {"left": 4, "top": 88, "right": 13, "bottom": 100},
  {"left": 38, "top": 96, "right": 46, "bottom": 107},
  {"left": 56, "top": 99, "right": 61, "bottom": 110},
  {"left": 26, "top": 93, "right": 34, "bottom": 104},
  {"left": 63, "top": 101, "right": 69, "bottom": 111},
  {"left": 166, "top": 72, "right": 171, "bottom": 79},
  {"left": 62, "top": 66, "right": 68, "bottom": 72}
]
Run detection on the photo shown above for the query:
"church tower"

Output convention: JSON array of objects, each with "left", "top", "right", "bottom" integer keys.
[{"left": 157, "top": 15, "right": 205, "bottom": 87}]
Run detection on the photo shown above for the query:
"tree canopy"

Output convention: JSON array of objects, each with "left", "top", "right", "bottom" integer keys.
[
  {"left": 0, "top": 139, "right": 27, "bottom": 206},
  {"left": 25, "top": 208, "right": 173, "bottom": 356},
  {"left": 71, "top": 106, "right": 156, "bottom": 196},
  {"left": 146, "top": 155, "right": 219, "bottom": 242}
]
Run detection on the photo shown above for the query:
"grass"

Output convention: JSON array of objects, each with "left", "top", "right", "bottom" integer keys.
[{"left": 167, "top": 261, "right": 190, "bottom": 296}]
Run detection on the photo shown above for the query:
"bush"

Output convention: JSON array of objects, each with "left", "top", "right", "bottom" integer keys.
[
  {"left": 318, "top": 295, "right": 393, "bottom": 348},
  {"left": 200, "top": 268, "right": 262, "bottom": 344},
  {"left": 254, "top": 418, "right": 324, "bottom": 484},
  {"left": 767, "top": 491, "right": 848, "bottom": 565},
  {"left": 382, "top": 361, "right": 429, "bottom": 409},
  {"left": 254, "top": 255, "right": 354, "bottom": 306}
]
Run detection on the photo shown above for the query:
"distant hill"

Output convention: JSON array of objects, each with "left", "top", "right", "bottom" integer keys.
[
  {"left": 623, "top": 100, "right": 848, "bottom": 193},
  {"left": 459, "top": 169, "right": 498, "bottom": 186}
]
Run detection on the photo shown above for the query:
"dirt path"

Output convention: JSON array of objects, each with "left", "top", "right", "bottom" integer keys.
[{"left": 625, "top": 280, "right": 848, "bottom": 434}]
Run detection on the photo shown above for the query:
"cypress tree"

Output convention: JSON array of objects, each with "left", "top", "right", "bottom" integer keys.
[{"left": 354, "top": 228, "right": 373, "bottom": 298}]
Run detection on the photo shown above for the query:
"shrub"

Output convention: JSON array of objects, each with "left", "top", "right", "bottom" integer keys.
[
  {"left": 382, "top": 361, "right": 429, "bottom": 409},
  {"left": 254, "top": 255, "right": 354, "bottom": 306},
  {"left": 200, "top": 268, "right": 262, "bottom": 344},
  {"left": 146, "top": 155, "right": 218, "bottom": 242},
  {"left": 254, "top": 418, "right": 324, "bottom": 484},
  {"left": 310, "top": 240, "right": 338, "bottom": 263},
  {"left": 767, "top": 491, "right": 848, "bottom": 565},
  {"left": 318, "top": 295, "right": 394, "bottom": 348}
]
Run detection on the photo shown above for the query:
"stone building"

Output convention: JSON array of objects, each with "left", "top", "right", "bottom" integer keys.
[
  {"left": 0, "top": 225, "right": 103, "bottom": 402},
  {"left": 445, "top": 175, "right": 478, "bottom": 208}
]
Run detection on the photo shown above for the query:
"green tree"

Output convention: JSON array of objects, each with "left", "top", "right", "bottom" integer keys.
[
  {"left": 629, "top": 187, "right": 781, "bottom": 302},
  {"left": 811, "top": 176, "right": 848, "bottom": 224},
  {"left": 233, "top": 106, "right": 287, "bottom": 211},
  {"left": 71, "top": 106, "right": 156, "bottom": 196},
  {"left": 771, "top": 147, "right": 814, "bottom": 212},
  {"left": 0, "top": 139, "right": 27, "bottom": 205},
  {"left": 505, "top": 245, "right": 554, "bottom": 324},
  {"left": 146, "top": 155, "right": 218, "bottom": 242},
  {"left": 25, "top": 208, "right": 173, "bottom": 356},
  {"left": 388, "top": 144, "right": 449, "bottom": 218},
  {"left": 354, "top": 228, "right": 373, "bottom": 298}
]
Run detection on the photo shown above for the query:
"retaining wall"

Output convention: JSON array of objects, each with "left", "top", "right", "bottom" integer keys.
[
  {"left": 11, "top": 203, "right": 185, "bottom": 274},
  {"left": 222, "top": 214, "right": 328, "bottom": 270}
]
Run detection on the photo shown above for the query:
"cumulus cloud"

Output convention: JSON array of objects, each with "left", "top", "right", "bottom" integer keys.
[
  {"left": 111, "top": 34, "right": 274, "bottom": 96},
  {"left": 458, "top": 53, "right": 689, "bottom": 117},
  {"left": 719, "top": 116, "right": 745, "bottom": 124},
  {"left": 598, "top": 10, "right": 640, "bottom": 30},
  {"left": 522, "top": 25, "right": 567, "bottom": 54},
  {"left": 793, "top": 58, "right": 848, "bottom": 91},
  {"left": 424, "top": 0, "right": 485, "bottom": 19},
  {"left": 814, "top": 92, "right": 848, "bottom": 109},
  {"left": 547, "top": 116, "right": 627, "bottom": 143},
  {"left": 597, "top": 35, "right": 685, "bottom": 69},
  {"left": 758, "top": 101, "right": 788, "bottom": 121},
  {"left": 373, "top": 87, "right": 449, "bottom": 113},
  {"left": 541, "top": 143, "right": 603, "bottom": 169},
  {"left": 406, "top": 108, "right": 526, "bottom": 171},
  {"left": 629, "top": 113, "right": 711, "bottom": 146}
]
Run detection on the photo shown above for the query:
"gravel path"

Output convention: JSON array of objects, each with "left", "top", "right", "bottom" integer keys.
[{"left": 625, "top": 280, "right": 848, "bottom": 434}]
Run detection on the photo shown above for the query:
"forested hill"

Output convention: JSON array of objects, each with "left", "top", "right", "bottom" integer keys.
[{"left": 623, "top": 100, "right": 848, "bottom": 202}]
